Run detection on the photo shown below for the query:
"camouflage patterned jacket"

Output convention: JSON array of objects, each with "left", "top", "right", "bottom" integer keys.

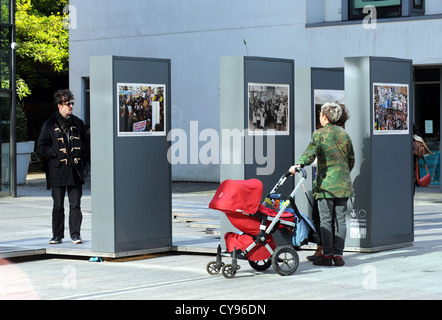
[{"left": 297, "top": 124, "right": 355, "bottom": 199}]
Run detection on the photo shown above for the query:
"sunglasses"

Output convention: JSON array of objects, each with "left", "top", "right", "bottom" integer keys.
[{"left": 63, "top": 102, "right": 75, "bottom": 107}]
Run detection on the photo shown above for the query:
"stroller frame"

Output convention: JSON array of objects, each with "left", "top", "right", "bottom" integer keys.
[{"left": 207, "top": 168, "right": 311, "bottom": 278}]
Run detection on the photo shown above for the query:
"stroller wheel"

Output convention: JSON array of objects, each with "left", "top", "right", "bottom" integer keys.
[
  {"left": 272, "top": 246, "right": 299, "bottom": 276},
  {"left": 222, "top": 264, "right": 240, "bottom": 279},
  {"left": 206, "top": 261, "right": 224, "bottom": 276},
  {"left": 248, "top": 259, "right": 272, "bottom": 271}
]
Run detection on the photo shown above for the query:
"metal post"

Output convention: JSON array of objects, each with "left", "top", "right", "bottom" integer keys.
[{"left": 9, "top": 0, "right": 17, "bottom": 197}]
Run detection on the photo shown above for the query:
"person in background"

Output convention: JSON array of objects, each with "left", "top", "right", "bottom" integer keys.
[
  {"left": 37, "top": 89, "right": 89, "bottom": 245},
  {"left": 413, "top": 124, "right": 433, "bottom": 192}
]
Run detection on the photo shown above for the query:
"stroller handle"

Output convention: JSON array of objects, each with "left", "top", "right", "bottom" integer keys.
[
  {"left": 283, "top": 167, "right": 307, "bottom": 180},
  {"left": 267, "top": 168, "right": 308, "bottom": 197}
]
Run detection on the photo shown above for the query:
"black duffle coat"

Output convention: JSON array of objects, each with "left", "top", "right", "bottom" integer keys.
[{"left": 37, "top": 112, "right": 89, "bottom": 188}]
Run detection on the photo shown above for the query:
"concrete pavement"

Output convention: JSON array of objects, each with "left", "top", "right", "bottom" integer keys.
[{"left": 1, "top": 173, "right": 442, "bottom": 301}]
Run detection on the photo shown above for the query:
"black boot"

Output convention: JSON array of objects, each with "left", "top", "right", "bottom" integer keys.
[{"left": 312, "top": 254, "right": 333, "bottom": 266}]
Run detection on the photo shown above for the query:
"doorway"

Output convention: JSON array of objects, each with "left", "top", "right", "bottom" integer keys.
[{"left": 414, "top": 66, "right": 441, "bottom": 187}]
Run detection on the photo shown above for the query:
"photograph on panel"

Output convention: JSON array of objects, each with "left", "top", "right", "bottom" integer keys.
[
  {"left": 373, "top": 83, "right": 409, "bottom": 135},
  {"left": 117, "top": 83, "right": 166, "bottom": 136},
  {"left": 248, "top": 83, "right": 290, "bottom": 135}
]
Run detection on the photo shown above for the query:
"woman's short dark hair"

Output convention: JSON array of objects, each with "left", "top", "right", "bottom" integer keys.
[{"left": 53, "top": 89, "right": 74, "bottom": 107}]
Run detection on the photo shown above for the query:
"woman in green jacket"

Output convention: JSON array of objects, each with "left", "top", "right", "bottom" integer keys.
[{"left": 289, "top": 103, "right": 355, "bottom": 266}]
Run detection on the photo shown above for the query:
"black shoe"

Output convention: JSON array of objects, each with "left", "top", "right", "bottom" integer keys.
[
  {"left": 333, "top": 256, "right": 345, "bottom": 266},
  {"left": 312, "top": 254, "right": 333, "bottom": 266},
  {"left": 71, "top": 236, "right": 83, "bottom": 244},
  {"left": 49, "top": 236, "right": 62, "bottom": 244},
  {"left": 307, "top": 254, "right": 321, "bottom": 261}
]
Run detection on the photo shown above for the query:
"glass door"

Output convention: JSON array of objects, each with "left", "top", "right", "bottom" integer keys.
[{"left": 414, "top": 67, "right": 441, "bottom": 187}]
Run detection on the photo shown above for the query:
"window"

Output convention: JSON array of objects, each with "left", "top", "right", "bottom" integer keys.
[
  {"left": 414, "top": 67, "right": 440, "bottom": 144},
  {"left": 349, "top": 0, "right": 402, "bottom": 20},
  {"left": 413, "top": 0, "right": 424, "bottom": 10},
  {"left": 347, "top": 0, "right": 425, "bottom": 20}
]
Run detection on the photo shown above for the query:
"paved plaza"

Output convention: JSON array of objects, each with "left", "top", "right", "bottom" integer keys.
[{"left": 1, "top": 173, "right": 442, "bottom": 302}]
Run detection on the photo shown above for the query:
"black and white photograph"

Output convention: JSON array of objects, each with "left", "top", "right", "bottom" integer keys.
[
  {"left": 248, "top": 83, "right": 290, "bottom": 135},
  {"left": 117, "top": 83, "right": 166, "bottom": 136},
  {"left": 373, "top": 83, "right": 409, "bottom": 135}
]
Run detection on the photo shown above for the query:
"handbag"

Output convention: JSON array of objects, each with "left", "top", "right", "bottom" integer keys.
[{"left": 416, "top": 158, "right": 431, "bottom": 187}]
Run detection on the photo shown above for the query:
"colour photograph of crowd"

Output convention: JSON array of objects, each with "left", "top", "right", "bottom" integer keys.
[
  {"left": 373, "top": 83, "right": 409, "bottom": 134},
  {"left": 118, "top": 83, "right": 166, "bottom": 136},
  {"left": 248, "top": 83, "right": 290, "bottom": 135}
]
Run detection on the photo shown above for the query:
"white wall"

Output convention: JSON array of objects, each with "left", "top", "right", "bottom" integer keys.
[
  {"left": 69, "top": 0, "right": 442, "bottom": 182},
  {"left": 306, "top": 18, "right": 442, "bottom": 67},
  {"left": 426, "top": 0, "right": 442, "bottom": 15},
  {"left": 69, "top": 0, "right": 307, "bottom": 182}
]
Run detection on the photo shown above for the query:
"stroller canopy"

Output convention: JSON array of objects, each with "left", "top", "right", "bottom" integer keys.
[{"left": 209, "top": 179, "right": 263, "bottom": 214}]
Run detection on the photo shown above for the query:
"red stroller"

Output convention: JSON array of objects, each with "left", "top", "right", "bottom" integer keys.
[{"left": 207, "top": 168, "right": 317, "bottom": 278}]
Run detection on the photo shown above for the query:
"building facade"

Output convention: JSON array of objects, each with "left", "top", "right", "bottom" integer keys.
[{"left": 69, "top": 0, "right": 442, "bottom": 185}]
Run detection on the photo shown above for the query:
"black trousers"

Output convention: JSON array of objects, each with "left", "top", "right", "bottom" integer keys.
[{"left": 51, "top": 184, "right": 83, "bottom": 239}]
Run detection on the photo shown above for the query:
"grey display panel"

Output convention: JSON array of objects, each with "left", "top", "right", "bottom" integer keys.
[
  {"left": 370, "top": 58, "right": 413, "bottom": 248},
  {"left": 219, "top": 56, "right": 295, "bottom": 248},
  {"left": 90, "top": 56, "right": 171, "bottom": 253},
  {"left": 243, "top": 57, "right": 295, "bottom": 198},
  {"left": 345, "top": 56, "right": 413, "bottom": 251}
]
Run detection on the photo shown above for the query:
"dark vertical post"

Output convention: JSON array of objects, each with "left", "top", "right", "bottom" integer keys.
[{"left": 9, "top": 0, "right": 17, "bottom": 197}]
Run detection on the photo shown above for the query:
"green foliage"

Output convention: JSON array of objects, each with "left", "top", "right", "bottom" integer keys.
[
  {"left": 16, "top": 0, "right": 69, "bottom": 87},
  {"left": 32, "top": 0, "right": 69, "bottom": 15},
  {"left": 1, "top": 0, "right": 70, "bottom": 142},
  {"left": 16, "top": 78, "right": 31, "bottom": 100},
  {"left": 15, "top": 104, "right": 28, "bottom": 141}
]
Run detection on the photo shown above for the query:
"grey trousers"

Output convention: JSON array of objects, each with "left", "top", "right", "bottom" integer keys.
[{"left": 317, "top": 198, "right": 348, "bottom": 256}]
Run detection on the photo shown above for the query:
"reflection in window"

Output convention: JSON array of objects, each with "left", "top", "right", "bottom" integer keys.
[
  {"left": 0, "top": 0, "right": 11, "bottom": 24},
  {"left": 413, "top": 0, "right": 424, "bottom": 10},
  {"left": 349, "top": 0, "right": 402, "bottom": 20}
]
